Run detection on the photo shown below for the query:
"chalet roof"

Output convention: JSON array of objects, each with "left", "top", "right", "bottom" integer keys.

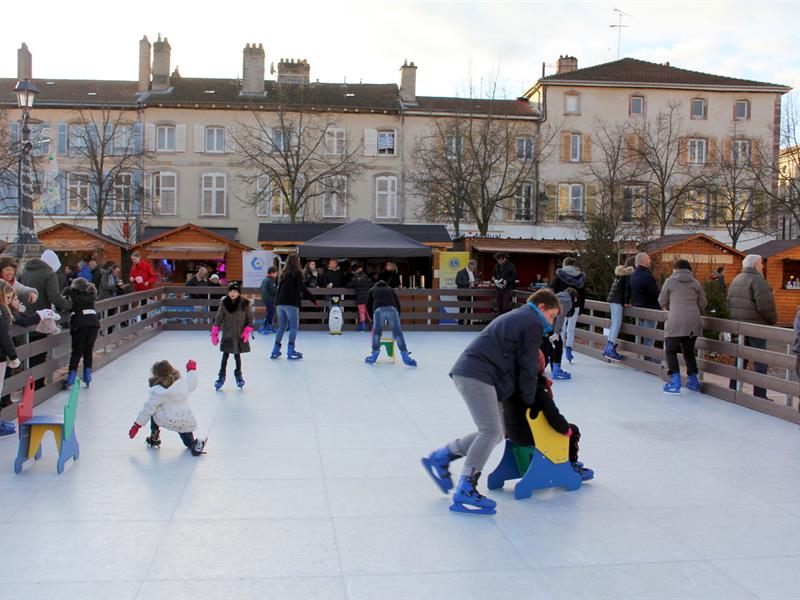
[
  {"left": 745, "top": 239, "right": 800, "bottom": 259},
  {"left": 132, "top": 223, "right": 251, "bottom": 251},
  {"left": 142, "top": 226, "right": 239, "bottom": 242},
  {"left": 641, "top": 233, "right": 744, "bottom": 256},
  {"left": 37, "top": 223, "right": 129, "bottom": 248},
  {"left": 540, "top": 58, "right": 789, "bottom": 91},
  {"left": 257, "top": 222, "right": 451, "bottom": 246}
]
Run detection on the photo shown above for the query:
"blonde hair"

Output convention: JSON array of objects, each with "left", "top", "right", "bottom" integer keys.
[
  {"left": 149, "top": 360, "right": 181, "bottom": 389},
  {"left": 0, "top": 280, "right": 13, "bottom": 320}
]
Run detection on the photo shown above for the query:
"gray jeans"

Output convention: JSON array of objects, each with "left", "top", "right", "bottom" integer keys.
[{"left": 447, "top": 375, "right": 504, "bottom": 477}]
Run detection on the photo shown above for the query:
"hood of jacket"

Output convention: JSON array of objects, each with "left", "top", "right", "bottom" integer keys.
[
  {"left": 41, "top": 249, "right": 61, "bottom": 272},
  {"left": 222, "top": 296, "right": 250, "bottom": 312},
  {"left": 374, "top": 280, "right": 388, "bottom": 288},
  {"left": 556, "top": 267, "right": 586, "bottom": 288},
  {"left": 66, "top": 288, "right": 96, "bottom": 302},
  {"left": 670, "top": 269, "right": 696, "bottom": 283},
  {"left": 150, "top": 377, "right": 190, "bottom": 399},
  {"left": 615, "top": 265, "right": 634, "bottom": 277}
]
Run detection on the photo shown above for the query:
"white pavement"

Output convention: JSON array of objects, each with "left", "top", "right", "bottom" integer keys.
[{"left": 2, "top": 330, "right": 800, "bottom": 599}]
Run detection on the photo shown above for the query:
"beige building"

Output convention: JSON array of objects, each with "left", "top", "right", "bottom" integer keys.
[{"left": 0, "top": 41, "right": 791, "bottom": 250}]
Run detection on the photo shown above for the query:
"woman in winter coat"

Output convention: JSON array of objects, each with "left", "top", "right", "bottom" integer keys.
[
  {"left": 347, "top": 263, "right": 373, "bottom": 331},
  {"left": 211, "top": 281, "right": 253, "bottom": 390},
  {"left": 658, "top": 259, "right": 708, "bottom": 394},
  {"left": 604, "top": 258, "right": 635, "bottom": 361},
  {"left": 549, "top": 257, "right": 586, "bottom": 363},
  {"left": 0, "top": 255, "right": 38, "bottom": 308},
  {"left": 128, "top": 358, "right": 206, "bottom": 456},
  {"left": 271, "top": 254, "right": 318, "bottom": 360},
  {"left": 303, "top": 261, "right": 319, "bottom": 288},
  {"left": 63, "top": 277, "right": 101, "bottom": 388},
  {"left": 379, "top": 261, "right": 401, "bottom": 288}
]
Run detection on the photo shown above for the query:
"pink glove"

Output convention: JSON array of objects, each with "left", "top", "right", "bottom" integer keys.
[
  {"left": 241, "top": 326, "right": 254, "bottom": 343},
  {"left": 186, "top": 359, "right": 197, "bottom": 371},
  {"left": 129, "top": 423, "right": 141, "bottom": 439},
  {"left": 211, "top": 326, "right": 220, "bottom": 346},
  {"left": 135, "top": 276, "right": 144, "bottom": 284},
  {"left": 565, "top": 427, "right": 573, "bottom": 437}
]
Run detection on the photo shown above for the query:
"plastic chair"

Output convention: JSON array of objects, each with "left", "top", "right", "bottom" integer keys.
[
  {"left": 14, "top": 377, "right": 81, "bottom": 474},
  {"left": 378, "top": 337, "right": 396, "bottom": 363},
  {"left": 487, "top": 409, "right": 581, "bottom": 499}
]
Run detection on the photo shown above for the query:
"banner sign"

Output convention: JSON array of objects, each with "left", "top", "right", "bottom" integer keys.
[{"left": 243, "top": 250, "right": 274, "bottom": 288}]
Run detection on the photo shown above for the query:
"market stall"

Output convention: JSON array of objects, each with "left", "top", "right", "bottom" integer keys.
[{"left": 745, "top": 239, "right": 800, "bottom": 326}]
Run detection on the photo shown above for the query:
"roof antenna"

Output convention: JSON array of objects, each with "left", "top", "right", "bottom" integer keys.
[{"left": 610, "top": 8, "right": 632, "bottom": 59}]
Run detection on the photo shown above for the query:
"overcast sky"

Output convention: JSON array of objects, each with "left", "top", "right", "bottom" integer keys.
[{"left": 2, "top": 0, "right": 798, "bottom": 99}]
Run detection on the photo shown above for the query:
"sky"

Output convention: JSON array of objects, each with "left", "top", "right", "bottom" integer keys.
[{"left": 2, "top": 0, "right": 798, "bottom": 100}]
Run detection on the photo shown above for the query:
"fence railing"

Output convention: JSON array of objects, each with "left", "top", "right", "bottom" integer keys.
[{"left": 513, "top": 289, "right": 799, "bottom": 424}]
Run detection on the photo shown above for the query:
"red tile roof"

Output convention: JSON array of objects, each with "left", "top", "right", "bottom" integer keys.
[
  {"left": 541, "top": 58, "right": 789, "bottom": 91},
  {"left": 413, "top": 96, "right": 537, "bottom": 117}
]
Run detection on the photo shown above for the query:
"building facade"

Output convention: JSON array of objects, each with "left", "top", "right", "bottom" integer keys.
[{"left": 0, "top": 40, "right": 790, "bottom": 250}]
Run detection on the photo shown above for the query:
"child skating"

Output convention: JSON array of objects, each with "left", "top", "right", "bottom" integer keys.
[
  {"left": 365, "top": 280, "right": 417, "bottom": 366},
  {"left": 128, "top": 358, "right": 206, "bottom": 455},
  {"left": 258, "top": 266, "right": 278, "bottom": 334},
  {"left": 211, "top": 281, "right": 253, "bottom": 389},
  {"left": 63, "top": 277, "right": 100, "bottom": 388}
]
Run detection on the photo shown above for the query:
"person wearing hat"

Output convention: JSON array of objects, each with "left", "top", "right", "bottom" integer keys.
[{"left": 210, "top": 281, "right": 253, "bottom": 390}]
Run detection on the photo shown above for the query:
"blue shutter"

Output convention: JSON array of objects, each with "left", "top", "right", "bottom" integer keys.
[
  {"left": 104, "top": 123, "right": 114, "bottom": 155},
  {"left": 53, "top": 171, "right": 67, "bottom": 215},
  {"left": 0, "top": 180, "right": 19, "bottom": 215},
  {"left": 133, "top": 122, "right": 143, "bottom": 154},
  {"left": 8, "top": 123, "right": 20, "bottom": 147},
  {"left": 57, "top": 123, "right": 68, "bottom": 155}
]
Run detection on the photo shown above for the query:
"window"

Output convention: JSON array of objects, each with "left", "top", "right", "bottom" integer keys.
[
  {"left": 570, "top": 133, "right": 582, "bottom": 162},
  {"left": 514, "top": 183, "right": 533, "bottom": 221},
  {"left": 112, "top": 125, "right": 133, "bottom": 155},
  {"left": 256, "top": 176, "right": 302, "bottom": 218},
  {"left": 152, "top": 171, "right": 177, "bottom": 215},
  {"left": 271, "top": 127, "right": 289, "bottom": 153},
  {"left": 622, "top": 185, "right": 647, "bottom": 222},
  {"left": 564, "top": 93, "right": 581, "bottom": 115},
  {"left": 67, "top": 172, "right": 90, "bottom": 213},
  {"left": 557, "top": 183, "right": 584, "bottom": 220},
  {"left": 688, "top": 138, "right": 707, "bottom": 164},
  {"left": 378, "top": 130, "right": 396, "bottom": 155},
  {"left": 733, "top": 139, "right": 751, "bottom": 167},
  {"left": 683, "top": 188, "right": 709, "bottom": 224},
  {"left": 691, "top": 98, "right": 707, "bottom": 119},
  {"left": 516, "top": 137, "right": 533, "bottom": 159},
  {"left": 629, "top": 95, "right": 644, "bottom": 116},
  {"left": 375, "top": 175, "right": 397, "bottom": 219},
  {"left": 201, "top": 173, "right": 226, "bottom": 216},
  {"left": 445, "top": 135, "right": 464, "bottom": 159},
  {"left": 205, "top": 127, "right": 225, "bottom": 153},
  {"left": 735, "top": 100, "right": 750, "bottom": 120},
  {"left": 69, "top": 124, "right": 87, "bottom": 155},
  {"left": 156, "top": 125, "right": 176, "bottom": 152},
  {"left": 322, "top": 176, "right": 347, "bottom": 218},
  {"left": 325, "top": 127, "right": 345, "bottom": 155},
  {"left": 112, "top": 172, "right": 132, "bottom": 214}
]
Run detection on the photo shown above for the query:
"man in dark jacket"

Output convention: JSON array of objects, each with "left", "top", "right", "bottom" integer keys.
[
  {"left": 628, "top": 252, "right": 661, "bottom": 361},
  {"left": 321, "top": 259, "right": 345, "bottom": 289},
  {"left": 549, "top": 257, "right": 585, "bottom": 362},
  {"left": 456, "top": 260, "right": 478, "bottom": 324},
  {"left": 365, "top": 281, "right": 416, "bottom": 366},
  {"left": 492, "top": 253, "right": 517, "bottom": 315},
  {"left": 727, "top": 254, "right": 778, "bottom": 398},
  {"left": 421, "top": 288, "right": 561, "bottom": 515},
  {"left": 19, "top": 249, "right": 73, "bottom": 389}
]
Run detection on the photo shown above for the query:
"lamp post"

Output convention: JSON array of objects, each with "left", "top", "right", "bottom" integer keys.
[{"left": 12, "top": 78, "right": 40, "bottom": 257}]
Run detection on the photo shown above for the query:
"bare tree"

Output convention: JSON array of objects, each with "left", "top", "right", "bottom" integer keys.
[
  {"left": 411, "top": 100, "right": 557, "bottom": 236},
  {"left": 66, "top": 108, "right": 148, "bottom": 233},
  {"left": 0, "top": 109, "right": 18, "bottom": 214},
  {"left": 629, "top": 101, "right": 712, "bottom": 236},
  {"left": 709, "top": 127, "right": 773, "bottom": 248},
  {"left": 234, "top": 90, "right": 365, "bottom": 223}
]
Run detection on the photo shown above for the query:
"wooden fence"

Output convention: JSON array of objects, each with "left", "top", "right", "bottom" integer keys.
[{"left": 3, "top": 285, "right": 797, "bottom": 425}]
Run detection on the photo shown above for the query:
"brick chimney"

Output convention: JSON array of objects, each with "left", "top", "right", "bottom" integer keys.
[
  {"left": 276, "top": 58, "right": 310, "bottom": 84},
  {"left": 138, "top": 36, "right": 151, "bottom": 92},
  {"left": 18, "top": 43, "right": 32, "bottom": 80},
  {"left": 399, "top": 60, "right": 417, "bottom": 104},
  {"left": 242, "top": 43, "right": 265, "bottom": 95},
  {"left": 556, "top": 55, "right": 578, "bottom": 75},
  {"left": 151, "top": 34, "right": 171, "bottom": 91}
]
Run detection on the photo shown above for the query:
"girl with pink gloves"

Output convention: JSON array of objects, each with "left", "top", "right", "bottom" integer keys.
[{"left": 211, "top": 281, "right": 253, "bottom": 390}]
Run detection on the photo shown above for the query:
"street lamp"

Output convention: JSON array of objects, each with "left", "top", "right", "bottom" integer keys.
[{"left": 13, "top": 78, "right": 40, "bottom": 253}]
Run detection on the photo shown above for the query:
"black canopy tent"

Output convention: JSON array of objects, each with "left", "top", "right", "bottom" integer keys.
[{"left": 298, "top": 219, "right": 432, "bottom": 258}]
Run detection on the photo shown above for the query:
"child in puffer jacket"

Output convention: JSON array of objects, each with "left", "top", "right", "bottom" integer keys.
[
  {"left": 63, "top": 277, "right": 100, "bottom": 388},
  {"left": 128, "top": 359, "right": 206, "bottom": 456},
  {"left": 211, "top": 281, "right": 253, "bottom": 390},
  {"left": 502, "top": 349, "right": 593, "bottom": 481}
]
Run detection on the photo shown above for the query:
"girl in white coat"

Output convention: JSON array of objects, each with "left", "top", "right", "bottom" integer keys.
[{"left": 128, "top": 359, "right": 206, "bottom": 455}]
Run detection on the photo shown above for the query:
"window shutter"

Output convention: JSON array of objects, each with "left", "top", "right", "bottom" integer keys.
[
  {"left": 225, "top": 127, "right": 235, "bottom": 153},
  {"left": 175, "top": 124, "right": 187, "bottom": 152},
  {"left": 707, "top": 138, "right": 717, "bottom": 166},
  {"left": 542, "top": 183, "right": 557, "bottom": 222},
  {"left": 751, "top": 140, "right": 762, "bottom": 167},
  {"left": 8, "top": 122, "right": 20, "bottom": 145},
  {"left": 585, "top": 184, "right": 598, "bottom": 217},
  {"left": 560, "top": 132, "right": 571, "bottom": 162},
  {"left": 104, "top": 123, "right": 114, "bottom": 155},
  {"left": 56, "top": 122, "right": 68, "bottom": 155},
  {"left": 714, "top": 191, "right": 728, "bottom": 227},
  {"left": 145, "top": 124, "right": 156, "bottom": 151},
  {"left": 678, "top": 137, "right": 688, "bottom": 165},
  {"left": 194, "top": 125, "right": 205, "bottom": 153},
  {"left": 364, "top": 128, "right": 377, "bottom": 156},
  {"left": 581, "top": 133, "right": 592, "bottom": 162},
  {"left": 722, "top": 137, "right": 732, "bottom": 164}
]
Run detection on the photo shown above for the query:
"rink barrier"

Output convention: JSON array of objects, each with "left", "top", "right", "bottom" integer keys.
[{"left": 513, "top": 291, "right": 800, "bottom": 424}]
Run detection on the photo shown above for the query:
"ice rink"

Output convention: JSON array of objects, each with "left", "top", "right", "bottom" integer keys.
[{"left": 1, "top": 329, "right": 799, "bottom": 599}]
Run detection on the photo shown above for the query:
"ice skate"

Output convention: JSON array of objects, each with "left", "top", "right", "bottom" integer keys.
[
  {"left": 190, "top": 437, "right": 207, "bottom": 456},
  {"left": 663, "top": 373, "right": 681, "bottom": 394},
  {"left": 364, "top": 351, "right": 379, "bottom": 365},
  {"left": 287, "top": 345, "right": 303, "bottom": 360},
  {"left": 145, "top": 431, "right": 161, "bottom": 448},
  {"left": 572, "top": 462, "right": 594, "bottom": 481},
  {"left": 270, "top": 343, "right": 282, "bottom": 359},
  {"left": 565, "top": 346, "right": 574, "bottom": 363},
  {"left": 421, "top": 446, "right": 457, "bottom": 493},
  {"left": 449, "top": 473, "right": 496, "bottom": 515},
  {"left": 64, "top": 370, "right": 77, "bottom": 389},
  {"left": 83, "top": 367, "right": 92, "bottom": 387},
  {"left": 685, "top": 373, "right": 700, "bottom": 392},
  {"left": 214, "top": 374, "right": 225, "bottom": 391},
  {"left": 400, "top": 351, "right": 417, "bottom": 367},
  {"left": 552, "top": 363, "right": 571, "bottom": 380},
  {"left": 234, "top": 371, "right": 245, "bottom": 389}
]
